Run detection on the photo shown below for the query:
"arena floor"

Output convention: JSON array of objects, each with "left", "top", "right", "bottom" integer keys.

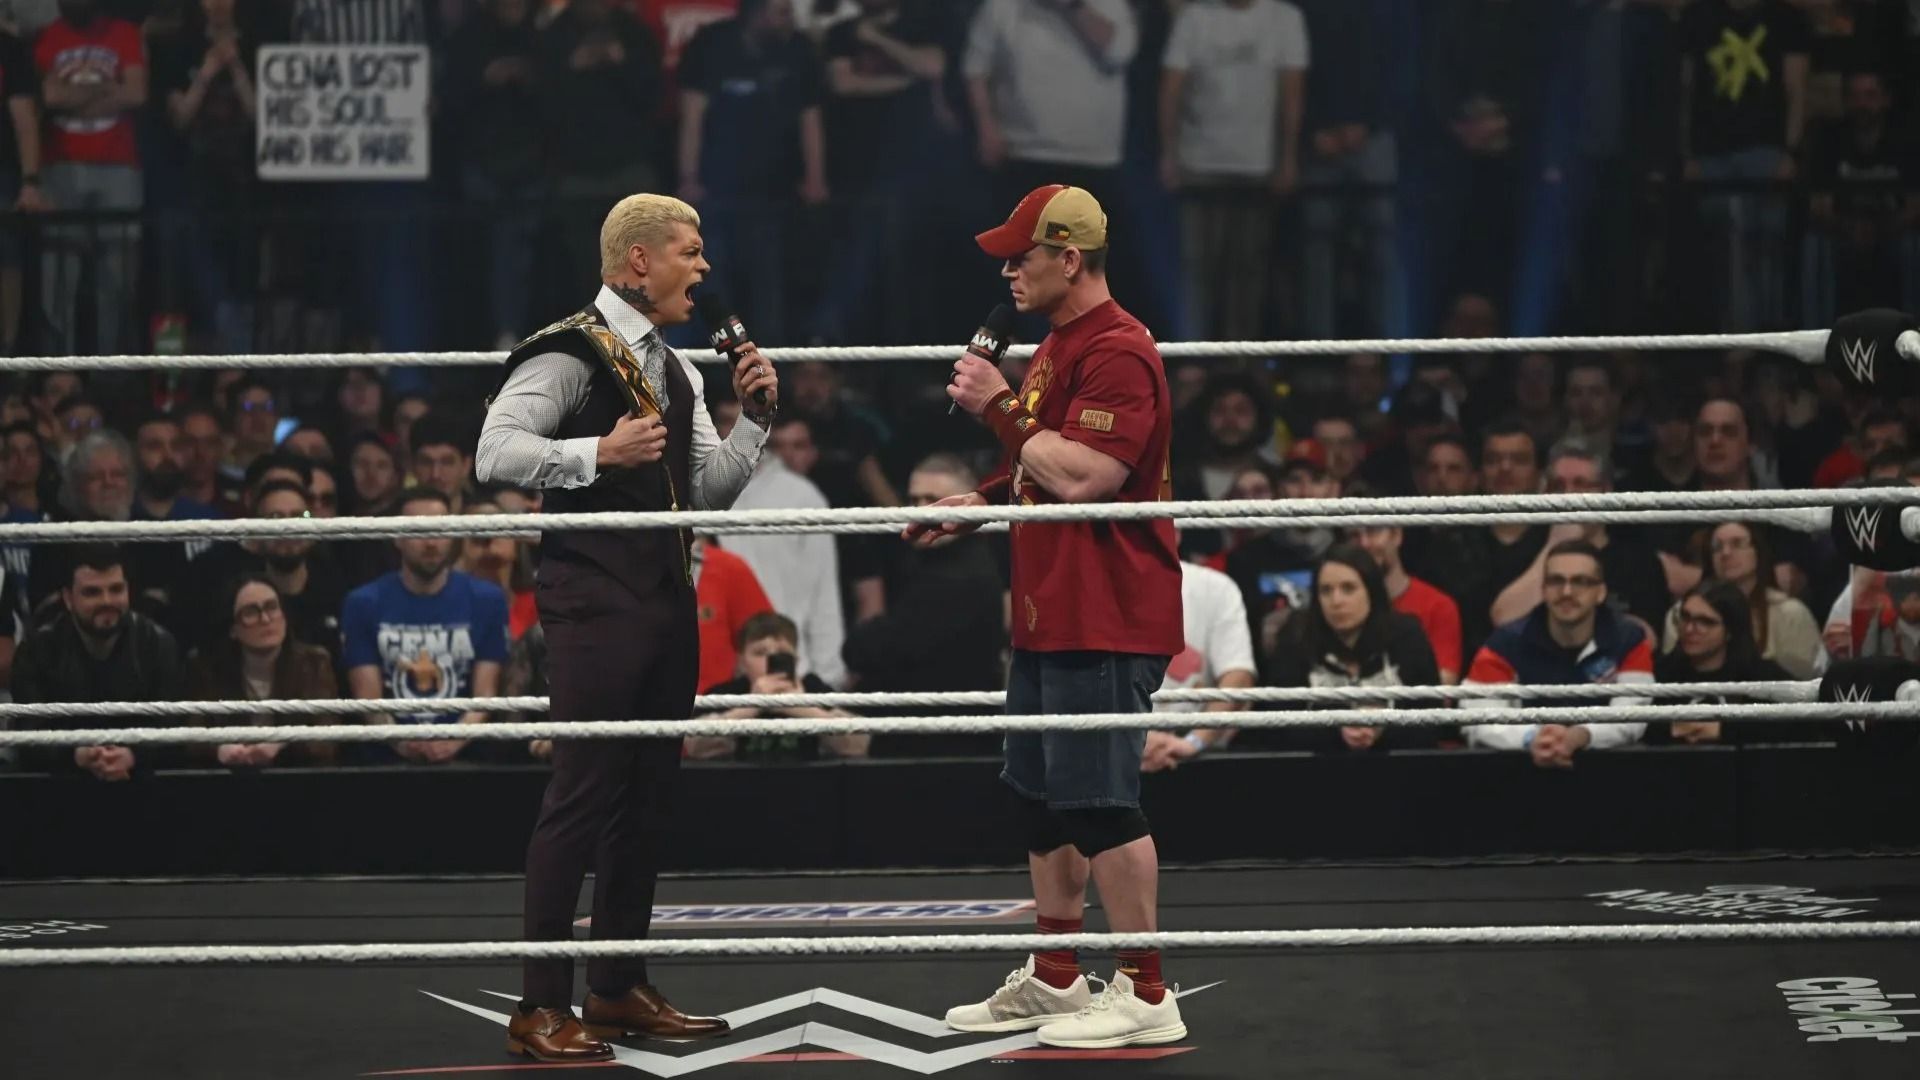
[{"left": 6, "top": 857, "right": 1920, "bottom": 1078}]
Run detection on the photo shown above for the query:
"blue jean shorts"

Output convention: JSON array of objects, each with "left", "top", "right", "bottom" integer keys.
[{"left": 1001, "top": 649, "right": 1171, "bottom": 810}]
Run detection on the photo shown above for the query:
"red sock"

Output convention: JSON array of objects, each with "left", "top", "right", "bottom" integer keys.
[
  {"left": 1117, "top": 949, "right": 1166, "bottom": 1004},
  {"left": 1032, "top": 915, "right": 1082, "bottom": 989}
]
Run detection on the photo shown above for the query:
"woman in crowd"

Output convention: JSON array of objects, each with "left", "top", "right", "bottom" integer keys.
[
  {"left": 1651, "top": 581, "right": 1808, "bottom": 745},
  {"left": 188, "top": 573, "right": 341, "bottom": 768},
  {"left": 1241, "top": 544, "right": 1445, "bottom": 753},
  {"left": 1661, "top": 521, "right": 1824, "bottom": 679}
]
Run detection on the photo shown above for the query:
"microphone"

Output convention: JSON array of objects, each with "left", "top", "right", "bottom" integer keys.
[
  {"left": 950, "top": 304, "right": 1016, "bottom": 416},
  {"left": 694, "top": 291, "right": 768, "bottom": 411}
]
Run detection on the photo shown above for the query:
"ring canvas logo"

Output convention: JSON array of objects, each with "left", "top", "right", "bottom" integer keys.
[
  {"left": 576, "top": 900, "right": 1036, "bottom": 929},
  {"left": 1839, "top": 338, "right": 1878, "bottom": 385},
  {"left": 1846, "top": 507, "right": 1883, "bottom": 554},
  {"left": 1778, "top": 977, "right": 1920, "bottom": 1043},
  {"left": 0, "top": 919, "right": 108, "bottom": 942},
  {"left": 1589, "top": 884, "right": 1877, "bottom": 920},
  {"left": 414, "top": 981, "right": 1220, "bottom": 1075}
]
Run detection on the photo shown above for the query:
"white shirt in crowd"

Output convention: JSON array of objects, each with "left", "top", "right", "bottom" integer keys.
[
  {"left": 1157, "top": 561, "right": 1257, "bottom": 714},
  {"left": 724, "top": 457, "right": 848, "bottom": 688},
  {"left": 963, "top": 0, "right": 1138, "bottom": 168},
  {"left": 1162, "top": 0, "right": 1309, "bottom": 177}
]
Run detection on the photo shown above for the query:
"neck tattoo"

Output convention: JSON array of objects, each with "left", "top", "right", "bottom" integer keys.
[{"left": 608, "top": 282, "right": 657, "bottom": 316}]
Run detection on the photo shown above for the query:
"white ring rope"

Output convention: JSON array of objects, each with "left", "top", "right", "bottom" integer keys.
[
  {"left": 0, "top": 701, "right": 1903, "bottom": 749},
  {"left": 0, "top": 680, "right": 1818, "bottom": 723},
  {"left": 0, "top": 490, "right": 1897, "bottom": 544},
  {"left": 1, "top": 919, "right": 1914, "bottom": 968},
  {"left": 0, "top": 330, "right": 1832, "bottom": 371}
]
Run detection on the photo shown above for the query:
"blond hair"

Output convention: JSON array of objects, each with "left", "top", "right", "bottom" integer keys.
[{"left": 599, "top": 194, "right": 702, "bottom": 278}]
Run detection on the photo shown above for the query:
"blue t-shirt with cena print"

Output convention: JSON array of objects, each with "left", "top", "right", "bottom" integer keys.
[{"left": 341, "top": 571, "right": 508, "bottom": 724}]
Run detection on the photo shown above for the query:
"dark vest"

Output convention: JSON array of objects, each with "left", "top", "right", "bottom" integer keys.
[{"left": 493, "top": 306, "right": 694, "bottom": 597}]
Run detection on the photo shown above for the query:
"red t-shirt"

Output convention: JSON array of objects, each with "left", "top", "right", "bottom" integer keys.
[
  {"left": 35, "top": 17, "right": 143, "bottom": 167},
  {"left": 1813, "top": 446, "right": 1863, "bottom": 489},
  {"left": 996, "top": 300, "right": 1182, "bottom": 655},
  {"left": 696, "top": 542, "right": 773, "bottom": 692},
  {"left": 1395, "top": 575, "right": 1462, "bottom": 676}
]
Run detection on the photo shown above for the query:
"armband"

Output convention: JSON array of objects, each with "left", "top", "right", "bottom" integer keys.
[{"left": 983, "top": 389, "right": 1045, "bottom": 458}]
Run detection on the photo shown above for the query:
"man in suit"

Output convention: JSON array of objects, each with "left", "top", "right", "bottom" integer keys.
[{"left": 477, "top": 193, "right": 778, "bottom": 1063}]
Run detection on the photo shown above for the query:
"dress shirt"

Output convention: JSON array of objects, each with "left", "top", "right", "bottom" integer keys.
[{"left": 476, "top": 286, "right": 768, "bottom": 510}]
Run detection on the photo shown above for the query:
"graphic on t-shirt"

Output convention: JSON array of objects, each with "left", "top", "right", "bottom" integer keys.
[
  {"left": 377, "top": 622, "right": 476, "bottom": 718},
  {"left": 1707, "top": 26, "right": 1769, "bottom": 102},
  {"left": 46, "top": 44, "right": 122, "bottom": 134}
]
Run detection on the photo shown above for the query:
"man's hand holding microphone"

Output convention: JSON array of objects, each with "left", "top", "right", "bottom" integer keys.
[{"left": 904, "top": 305, "right": 1016, "bottom": 550}]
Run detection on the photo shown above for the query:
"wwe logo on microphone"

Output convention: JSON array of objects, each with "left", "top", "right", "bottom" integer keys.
[
  {"left": 1839, "top": 338, "right": 1878, "bottom": 384},
  {"left": 1846, "top": 507, "right": 1884, "bottom": 553}
]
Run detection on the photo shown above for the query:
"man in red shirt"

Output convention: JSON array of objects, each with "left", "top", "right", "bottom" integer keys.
[
  {"left": 911, "top": 185, "right": 1187, "bottom": 1049},
  {"left": 1353, "top": 524, "right": 1463, "bottom": 684},
  {"left": 692, "top": 536, "right": 772, "bottom": 692},
  {"left": 35, "top": 0, "right": 145, "bottom": 355}
]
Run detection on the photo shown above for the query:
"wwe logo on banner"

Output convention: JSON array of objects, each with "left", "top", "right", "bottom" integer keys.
[
  {"left": 1834, "top": 684, "right": 1875, "bottom": 705},
  {"left": 1840, "top": 338, "right": 1878, "bottom": 384},
  {"left": 1846, "top": 507, "right": 1883, "bottom": 553}
]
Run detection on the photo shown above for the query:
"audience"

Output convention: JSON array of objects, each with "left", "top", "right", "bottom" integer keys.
[
  {"left": 1353, "top": 524, "right": 1462, "bottom": 685},
  {"left": 1649, "top": 580, "right": 1803, "bottom": 746},
  {"left": 1662, "top": 521, "right": 1826, "bottom": 679},
  {"left": 1140, "top": 559, "right": 1256, "bottom": 772},
  {"left": 687, "top": 611, "right": 867, "bottom": 762},
  {"left": 187, "top": 572, "right": 341, "bottom": 768}
]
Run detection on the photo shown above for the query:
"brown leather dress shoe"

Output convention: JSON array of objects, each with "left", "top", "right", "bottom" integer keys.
[
  {"left": 507, "top": 1006, "right": 615, "bottom": 1062},
  {"left": 582, "top": 985, "right": 732, "bottom": 1041}
]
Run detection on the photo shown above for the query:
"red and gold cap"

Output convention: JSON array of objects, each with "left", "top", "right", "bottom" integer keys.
[{"left": 975, "top": 185, "right": 1109, "bottom": 260}]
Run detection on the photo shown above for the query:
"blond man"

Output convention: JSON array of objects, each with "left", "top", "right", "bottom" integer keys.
[{"left": 477, "top": 193, "right": 779, "bottom": 1062}]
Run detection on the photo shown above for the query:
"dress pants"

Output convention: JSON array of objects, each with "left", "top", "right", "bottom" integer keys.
[{"left": 522, "top": 559, "right": 697, "bottom": 1007}]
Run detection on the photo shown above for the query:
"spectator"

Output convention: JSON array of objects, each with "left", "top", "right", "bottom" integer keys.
[
  {"left": 280, "top": 425, "right": 334, "bottom": 465},
  {"left": 183, "top": 479, "right": 347, "bottom": 663},
  {"left": 187, "top": 573, "right": 340, "bottom": 769},
  {"left": 1627, "top": 391, "right": 1700, "bottom": 493},
  {"left": 1416, "top": 432, "right": 1478, "bottom": 498},
  {"left": 12, "top": 544, "right": 184, "bottom": 777},
  {"left": 50, "top": 394, "right": 101, "bottom": 463},
  {"left": 1808, "top": 71, "right": 1920, "bottom": 318},
  {"left": 843, "top": 453, "right": 1007, "bottom": 748},
  {"left": 0, "top": 20, "right": 47, "bottom": 356},
  {"left": 221, "top": 379, "right": 278, "bottom": 491},
  {"left": 1224, "top": 450, "right": 1337, "bottom": 656},
  {"left": 331, "top": 367, "right": 389, "bottom": 445},
  {"left": 346, "top": 431, "right": 403, "bottom": 515},
  {"left": 409, "top": 412, "right": 475, "bottom": 512},
  {"left": 1662, "top": 520, "right": 1825, "bottom": 679},
  {"left": 29, "top": 428, "right": 134, "bottom": 615},
  {"left": 392, "top": 394, "right": 432, "bottom": 465},
  {"left": 1462, "top": 539, "right": 1655, "bottom": 767},
  {"left": 342, "top": 488, "right": 507, "bottom": 765},
  {"left": 814, "top": 0, "right": 946, "bottom": 346},
  {"left": 176, "top": 403, "right": 230, "bottom": 513},
  {"left": 27, "top": 371, "right": 81, "bottom": 443},
  {"left": 1695, "top": 397, "right": 1771, "bottom": 490},
  {"left": 784, "top": 362, "right": 898, "bottom": 509},
  {"left": 1158, "top": 0, "right": 1306, "bottom": 341},
  {"left": 1294, "top": 0, "right": 1397, "bottom": 338},
  {"left": 1353, "top": 525, "right": 1463, "bottom": 684},
  {"left": 1680, "top": 0, "right": 1810, "bottom": 330},
  {"left": 1812, "top": 407, "right": 1908, "bottom": 488},
  {"left": 728, "top": 440, "right": 847, "bottom": 687},
  {"left": 539, "top": 0, "right": 663, "bottom": 297},
  {"left": 1470, "top": 421, "right": 1549, "bottom": 634},
  {"left": 1490, "top": 444, "right": 1670, "bottom": 629},
  {"left": 3, "top": 421, "right": 49, "bottom": 518},
  {"left": 687, "top": 611, "right": 867, "bottom": 761},
  {"left": 1173, "top": 373, "right": 1275, "bottom": 500},
  {"left": 448, "top": 0, "right": 547, "bottom": 349},
  {"left": 1139, "top": 560, "right": 1256, "bottom": 772},
  {"left": 1507, "top": 353, "right": 1564, "bottom": 453},
  {"left": 35, "top": 0, "right": 146, "bottom": 355},
  {"left": 152, "top": 0, "right": 258, "bottom": 354},
  {"left": 455, "top": 494, "right": 537, "bottom": 641},
  {"left": 692, "top": 535, "right": 773, "bottom": 694},
  {"left": 1309, "top": 415, "right": 1363, "bottom": 490},
  {"left": 1563, "top": 358, "right": 1624, "bottom": 472},
  {"left": 1648, "top": 580, "right": 1799, "bottom": 746},
  {"left": 964, "top": 0, "right": 1136, "bottom": 210},
  {"left": 132, "top": 413, "right": 218, "bottom": 526},
  {"left": 679, "top": 0, "right": 829, "bottom": 344},
  {"left": 1245, "top": 544, "right": 1443, "bottom": 754}
]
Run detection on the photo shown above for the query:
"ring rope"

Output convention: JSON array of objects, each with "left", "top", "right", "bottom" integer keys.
[
  {"left": 0, "top": 330, "right": 1831, "bottom": 371},
  {"left": 0, "top": 701, "right": 1906, "bottom": 749},
  {"left": 0, "top": 919, "right": 1912, "bottom": 968},
  {"left": 710, "top": 507, "right": 1833, "bottom": 537},
  {"left": 0, "top": 490, "right": 1893, "bottom": 544},
  {"left": 0, "top": 680, "right": 1819, "bottom": 723}
]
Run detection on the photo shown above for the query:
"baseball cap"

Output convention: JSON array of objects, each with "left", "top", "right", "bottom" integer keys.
[
  {"left": 1282, "top": 438, "right": 1329, "bottom": 476},
  {"left": 975, "top": 185, "right": 1109, "bottom": 260}
]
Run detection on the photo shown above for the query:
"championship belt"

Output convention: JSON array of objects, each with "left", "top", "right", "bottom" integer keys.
[{"left": 504, "top": 309, "right": 663, "bottom": 418}]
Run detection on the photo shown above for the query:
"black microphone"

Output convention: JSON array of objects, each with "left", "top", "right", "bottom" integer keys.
[
  {"left": 950, "top": 304, "right": 1016, "bottom": 416},
  {"left": 694, "top": 291, "right": 768, "bottom": 411}
]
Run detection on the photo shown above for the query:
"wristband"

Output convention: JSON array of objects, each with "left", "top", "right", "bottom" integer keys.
[
  {"left": 983, "top": 388, "right": 1045, "bottom": 458},
  {"left": 1183, "top": 733, "right": 1208, "bottom": 755},
  {"left": 974, "top": 474, "right": 1013, "bottom": 504},
  {"left": 1521, "top": 726, "right": 1539, "bottom": 751}
]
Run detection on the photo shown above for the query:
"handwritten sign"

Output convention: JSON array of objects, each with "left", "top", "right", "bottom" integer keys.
[{"left": 256, "top": 45, "right": 429, "bottom": 181}]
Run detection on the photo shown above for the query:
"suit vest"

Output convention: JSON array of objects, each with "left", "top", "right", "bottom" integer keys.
[{"left": 492, "top": 306, "right": 694, "bottom": 596}]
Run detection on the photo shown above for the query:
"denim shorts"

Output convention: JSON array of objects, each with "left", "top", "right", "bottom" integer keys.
[{"left": 1001, "top": 649, "right": 1170, "bottom": 810}]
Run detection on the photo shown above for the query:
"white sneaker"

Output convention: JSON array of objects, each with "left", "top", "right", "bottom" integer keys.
[
  {"left": 945, "top": 955, "right": 1092, "bottom": 1032},
  {"left": 1036, "top": 970, "right": 1187, "bottom": 1049}
]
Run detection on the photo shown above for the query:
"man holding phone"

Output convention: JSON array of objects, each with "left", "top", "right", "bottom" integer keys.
[{"left": 686, "top": 611, "right": 869, "bottom": 760}]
